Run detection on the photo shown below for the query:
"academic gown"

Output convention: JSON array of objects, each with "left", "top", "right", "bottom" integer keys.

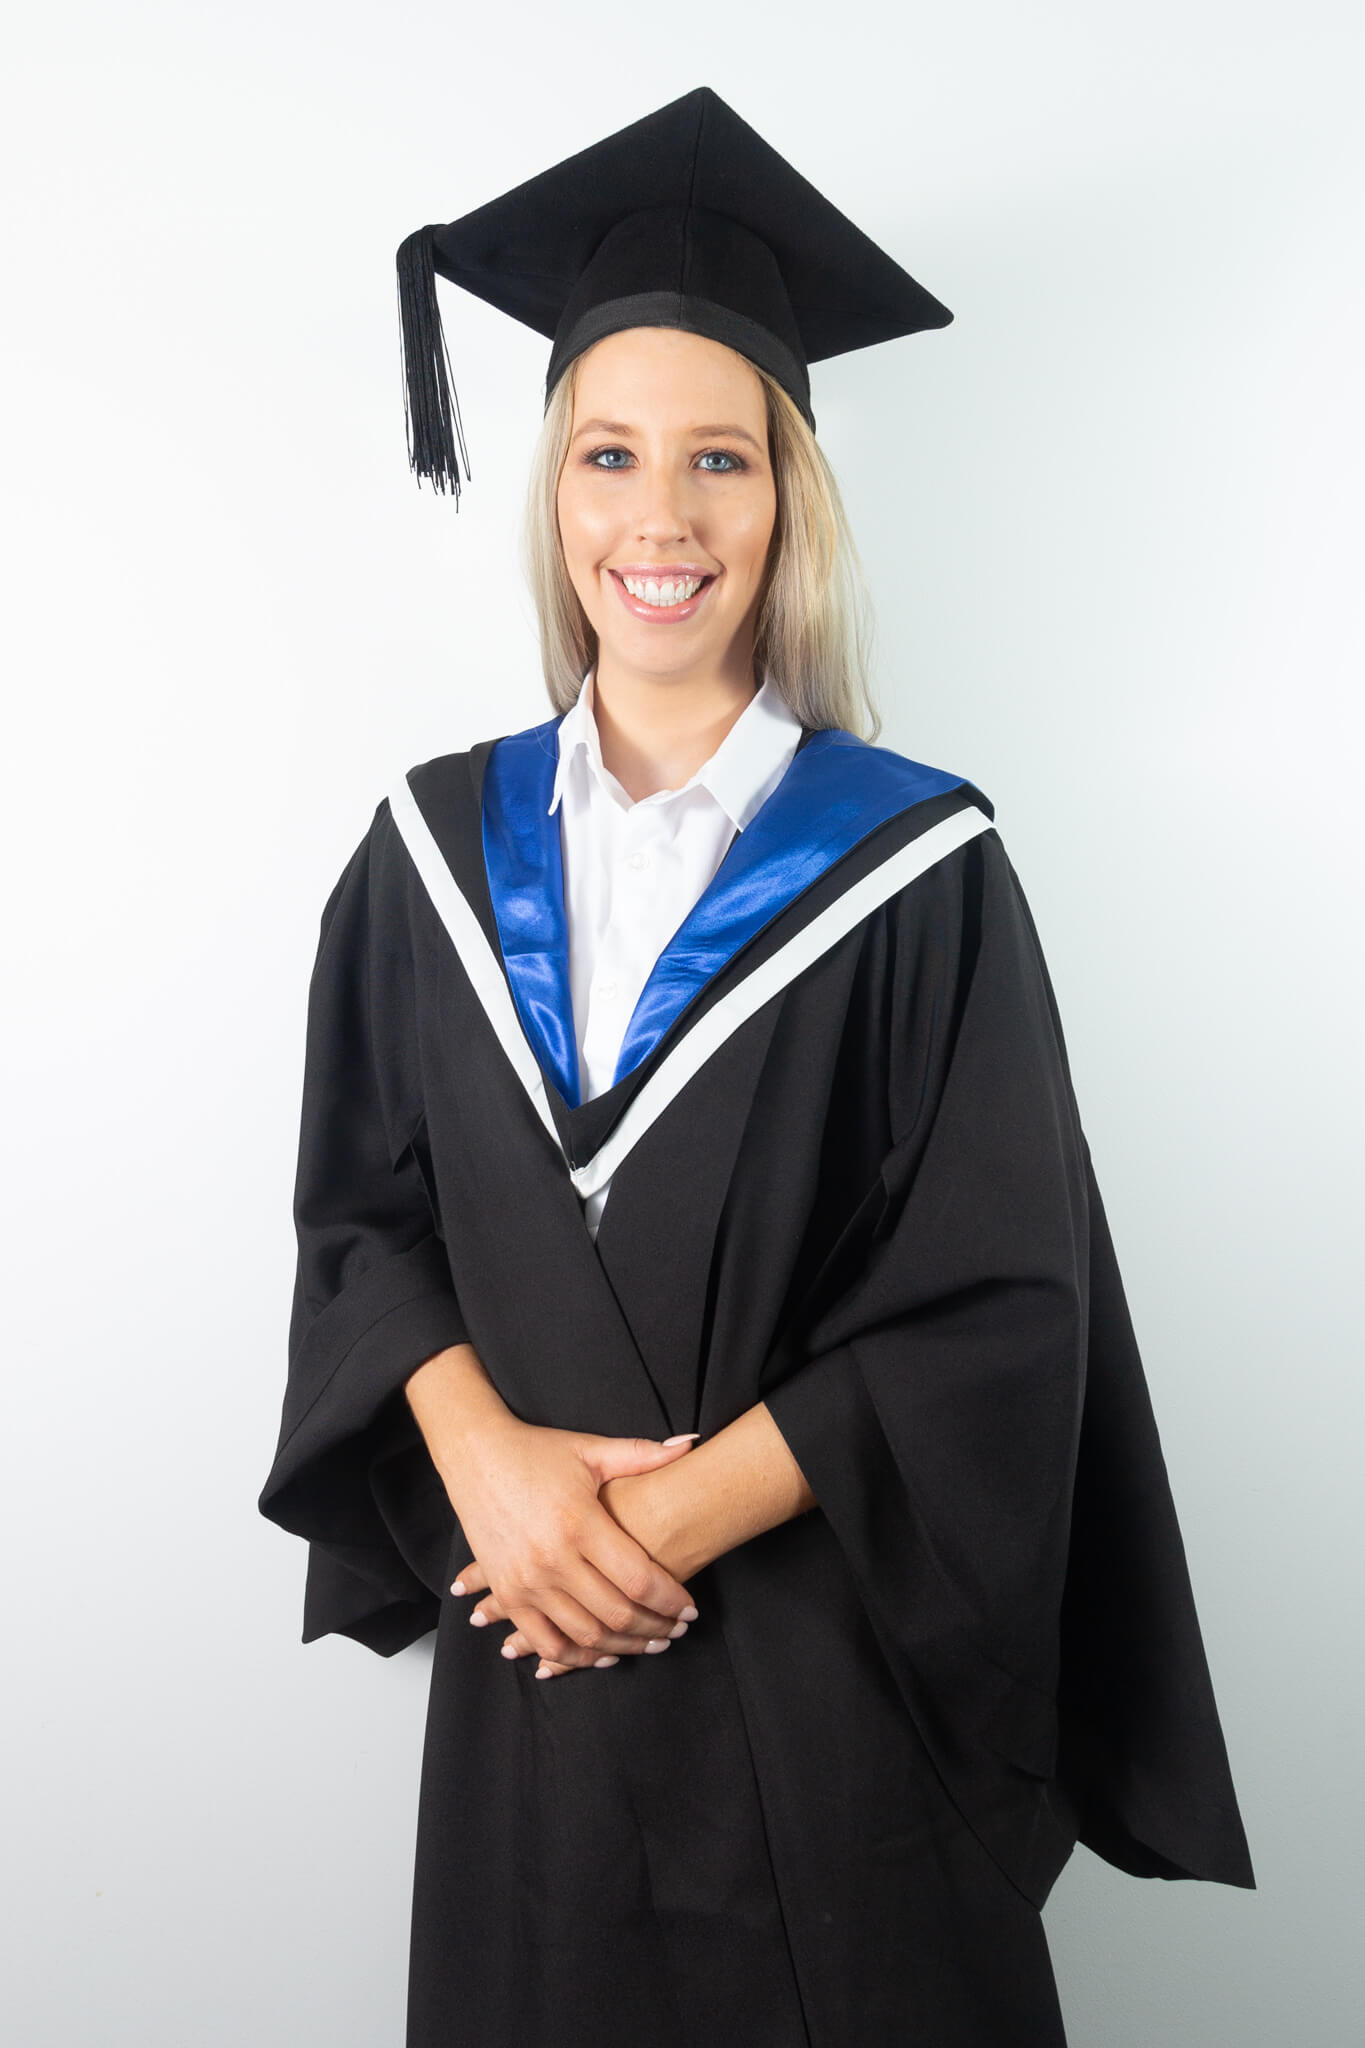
[{"left": 259, "top": 718, "right": 1255, "bottom": 2048}]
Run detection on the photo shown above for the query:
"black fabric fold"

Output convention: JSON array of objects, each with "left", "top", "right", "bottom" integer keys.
[
  {"left": 259, "top": 810, "right": 469, "bottom": 1646},
  {"left": 764, "top": 834, "right": 1255, "bottom": 1902}
]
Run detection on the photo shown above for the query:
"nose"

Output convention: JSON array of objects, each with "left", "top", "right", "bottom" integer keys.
[{"left": 633, "top": 465, "right": 691, "bottom": 547}]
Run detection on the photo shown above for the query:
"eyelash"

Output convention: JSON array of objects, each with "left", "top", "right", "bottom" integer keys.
[{"left": 583, "top": 446, "right": 748, "bottom": 474}]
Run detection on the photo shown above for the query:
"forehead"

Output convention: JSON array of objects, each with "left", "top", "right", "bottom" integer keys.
[{"left": 571, "top": 326, "right": 765, "bottom": 422}]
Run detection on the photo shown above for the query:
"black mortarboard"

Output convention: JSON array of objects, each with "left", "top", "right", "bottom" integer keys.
[{"left": 396, "top": 85, "right": 952, "bottom": 501}]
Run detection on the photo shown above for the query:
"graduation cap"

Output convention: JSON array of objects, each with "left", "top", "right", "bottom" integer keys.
[{"left": 396, "top": 85, "right": 953, "bottom": 501}]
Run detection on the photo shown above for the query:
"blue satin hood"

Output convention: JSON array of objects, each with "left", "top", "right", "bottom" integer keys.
[{"left": 480, "top": 718, "right": 966, "bottom": 1108}]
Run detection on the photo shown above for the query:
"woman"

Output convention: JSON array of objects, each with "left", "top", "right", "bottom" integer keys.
[{"left": 260, "top": 87, "right": 1254, "bottom": 2048}]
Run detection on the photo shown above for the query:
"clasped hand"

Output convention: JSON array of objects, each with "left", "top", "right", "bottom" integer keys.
[{"left": 439, "top": 1413, "right": 703, "bottom": 1683}]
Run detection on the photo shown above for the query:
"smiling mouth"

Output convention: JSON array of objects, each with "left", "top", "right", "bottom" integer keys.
[{"left": 607, "top": 568, "right": 717, "bottom": 620}]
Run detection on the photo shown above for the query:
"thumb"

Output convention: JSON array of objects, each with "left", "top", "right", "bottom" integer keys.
[{"left": 580, "top": 1432, "right": 701, "bottom": 1482}]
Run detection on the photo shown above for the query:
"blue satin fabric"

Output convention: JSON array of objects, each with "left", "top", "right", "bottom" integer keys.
[
  {"left": 480, "top": 719, "right": 581, "bottom": 1105},
  {"left": 481, "top": 718, "right": 965, "bottom": 1108}
]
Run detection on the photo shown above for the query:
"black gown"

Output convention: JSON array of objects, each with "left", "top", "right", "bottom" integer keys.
[{"left": 259, "top": 716, "right": 1255, "bottom": 2047}]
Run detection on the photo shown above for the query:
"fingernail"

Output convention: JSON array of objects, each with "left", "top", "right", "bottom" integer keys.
[
  {"left": 667, "top": 1620, "right": 689, "bottom": 1639},
  {"left": 645, "top": 1639, "right": 671, "bottom": 1654},
  {"left": 451, "top": 1579, "right": 466, "bottom": 1595},
  {"left": 469, "top": 1612, "right": 488, "bottom": 1628},
  {"left": 535, "top": 1663, "right": 553, "bottom": 1679},
  {"left": 500, "top": 1642, "right": 519, "bottom": 1659},
  {"left": 662, "top": 1434, "right": 700, "bottom": 1446},
  {"left": 679, "top": 1605, "right": 699, "bottom": 1622},
  {"left": 593, "top": 1655, "right": 620, "bottom": 1668}
]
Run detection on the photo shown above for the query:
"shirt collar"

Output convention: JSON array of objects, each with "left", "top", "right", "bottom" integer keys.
[
  {"left": 547, "top": 669, "right": 803, "bottom": 831},
  {"left": 547, "top": 669, "right": 609, "bottom": 817}
]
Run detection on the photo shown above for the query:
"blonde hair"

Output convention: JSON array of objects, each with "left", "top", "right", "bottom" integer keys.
[{"left": 521, "top": 343, "right": 881, "bottom": 739}]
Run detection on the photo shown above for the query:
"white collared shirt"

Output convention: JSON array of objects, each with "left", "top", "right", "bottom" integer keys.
[{"left": 548, "top": 671, "right": 804, "bottom": 1233}]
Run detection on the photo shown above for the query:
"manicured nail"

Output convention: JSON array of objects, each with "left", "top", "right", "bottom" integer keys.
[
  {"left": 535, "top": 1663, "right": 553, "bottom": 1679},
  {"left": 662, "top": 1434, "right": 700, "bottom": 1446},
  {"left": 469, "top": 1611, "right": 488, "bottom": 1628},
  {"left": 593, "top": 1655, "right": 619, "bottom": 1668},
  {"left": 500, "top": 1642, "right": 519, "bottom": 1659},
  {"left": 679, "top": 1605, "right": 698, "bottom": 1622},
  {"left": 667, "top": 1620, "right": 689, "bottom": 1639},
  {"left": 645, "top": 1639, "right": 671, "bottom": 1654},
  {"left": 451, "top": 1579, "right": 466, "bottom": 1595}
]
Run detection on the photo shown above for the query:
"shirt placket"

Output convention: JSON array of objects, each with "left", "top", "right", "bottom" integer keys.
[{"left": 581, "top": 795, "right": 672, "bottom": 1097}]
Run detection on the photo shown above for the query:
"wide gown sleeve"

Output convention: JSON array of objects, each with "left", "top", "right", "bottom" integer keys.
[
  {"left": 258, "top": 805, "right": 467, "bottom": 1655},
  {"left": 763, "top": 829, "right": 1255, "bottom": 1902}
]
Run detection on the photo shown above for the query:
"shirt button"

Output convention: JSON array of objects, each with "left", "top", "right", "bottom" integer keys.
[
  {"left": 598, "top": 979, "right": 618, "bottom": 1000},
  {"left": 628, "top": 850, "right": 650, "bottom": 871}
]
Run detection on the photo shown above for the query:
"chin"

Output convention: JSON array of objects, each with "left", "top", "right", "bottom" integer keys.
[{"left": 601, "top": 631, "right": 717, "bottom": 678}]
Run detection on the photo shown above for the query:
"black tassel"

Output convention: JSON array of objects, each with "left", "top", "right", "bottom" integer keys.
[{"left": 396, "top": 225, "right": 471, "bottom": 500}]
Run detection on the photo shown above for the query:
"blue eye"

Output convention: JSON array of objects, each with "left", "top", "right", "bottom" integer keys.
[{"left": 583, "top": 445, "right": 748, "bottom": 473}]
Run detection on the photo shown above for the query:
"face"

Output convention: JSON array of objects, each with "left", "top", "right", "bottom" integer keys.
[{"left": 555, "top": 326, "right": 777, "bottom": 690}]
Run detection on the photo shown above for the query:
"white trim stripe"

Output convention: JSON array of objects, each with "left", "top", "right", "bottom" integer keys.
[
  {"left": 388, "top": 773, "right": 992, "bottom": 1197},
  {"left": 568, "top": 804, "right": 992, "bottom": 1197},
  {"left": 388, "top": 773, "right": 563, "bottom": 1155}
]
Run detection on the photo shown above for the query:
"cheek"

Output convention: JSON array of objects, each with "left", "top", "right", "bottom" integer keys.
[
  {"left": 556, "top": 475, "right": 614, "bottom": 572},
  {"left": 555, "top": 478, "right": 581, "bottom": 567},
  {"left": 732, "top": 489, "right": 777, "bottom": 580}
]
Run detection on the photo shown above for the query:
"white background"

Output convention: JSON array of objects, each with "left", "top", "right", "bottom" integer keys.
[{"left": 3, "top": 3, "right": 1361, "bottom": 2041}]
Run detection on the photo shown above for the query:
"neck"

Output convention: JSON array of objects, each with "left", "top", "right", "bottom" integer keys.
[{"left": 590, "top": 651, "right": 760, "bottom": 804}]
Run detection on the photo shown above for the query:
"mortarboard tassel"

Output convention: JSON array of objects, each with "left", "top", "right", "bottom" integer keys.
[{"left": 396, "top": 225, "right": 471, "bottom": 500}]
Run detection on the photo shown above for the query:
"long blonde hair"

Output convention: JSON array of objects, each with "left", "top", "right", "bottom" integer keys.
[{"left": 521, "top": 344, "right": 881, "bottom": 739}]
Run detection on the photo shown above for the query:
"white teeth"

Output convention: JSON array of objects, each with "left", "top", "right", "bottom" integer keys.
[{"left": 621, "top": 574, "right": 704, "bottom": 606}]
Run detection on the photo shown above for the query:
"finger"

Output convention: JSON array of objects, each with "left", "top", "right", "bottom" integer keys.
[
  {"left": 523, "top": 1584, "right": 684, "bottom": 1666},
  {"left": 450, "top": 1559, "right": 489, "bottom": 1597},
  {"left": 583, "top": 1523, "right": 700, "bottom": 1630},
  {"left": 495, "top": 1627, "right": 606, "bottom": 1678},
  {"left": 503, "top": 1632, "right": 616, "bottom": 1675},
  {"left": 536, "top": 1655, "right": 621, "bottom": 1679},
  {"left": 579, "top": 1433, "right": 701, "bottom": 1483},
  {"left": 562, "top": 1554, "right": 695, "bottom": 1646},
  {"left": 489, "top": 1615, "right": 557, "bottom": 1660},
  {"left": 501, "top": 1636, "right": 618, "bottom": 1680},
  {"left": 502, "top": 1610, "right": 672, "bottom": 1662},
  {"left": 470, "top": 1578, "right": 671, "bottom": 1650},
  {"left": 499, "top": 1600, "right": 602, "bottom": 1668},
  {"left": 493, "top": 1587, "right": 673, "bottom": 1669}
]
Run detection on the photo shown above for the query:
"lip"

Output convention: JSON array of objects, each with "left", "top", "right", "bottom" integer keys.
[
  {"left": 609, "top": 563, "right": 715, "bottom": 578},
  {"left": 606, "top": 567, "right": 718, "bottom": 624}
]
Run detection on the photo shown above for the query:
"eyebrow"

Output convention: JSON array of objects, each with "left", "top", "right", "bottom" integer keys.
[{"left": 571, "top": 418, "right": 764, "bottom": 452}]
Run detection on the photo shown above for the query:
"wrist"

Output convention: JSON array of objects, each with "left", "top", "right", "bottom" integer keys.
[
  {"left": 405, "top": 1343, "right": 520, "bottom": 1494},
  {"left": 602, "top": 1464, "right": 713, "bottom": 1581},
  {"left": 431, "top": 1402, "right": 522, "bottom": 1494}
]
